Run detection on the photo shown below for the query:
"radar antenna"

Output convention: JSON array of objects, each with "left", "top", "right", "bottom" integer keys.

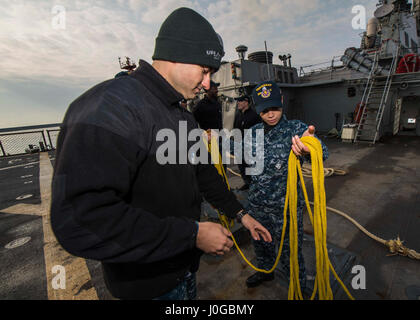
[{"left": 118, "top": 57, "right": 137, "bottom": 71}]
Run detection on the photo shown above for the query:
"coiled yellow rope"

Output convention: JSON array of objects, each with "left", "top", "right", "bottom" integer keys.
[
  {"left": 290, "top": 136, "right": 354, "bottom": 300},
  {"left": 205, "top": 134, "right": 354, "bottom": 300},
  {"left": 205, "top": 136, "right": 284, "bottom": 272}
]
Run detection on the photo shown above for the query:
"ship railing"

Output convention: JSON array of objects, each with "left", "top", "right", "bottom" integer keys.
[
  {"left": 0, "top": 124, "right": 61, "bottom": 157},
  {"left": 298, "top": 56, "right": 343, "bottom": 77},
  {"left": 373, "top": 44, "right": 401, "bottom": 144}
]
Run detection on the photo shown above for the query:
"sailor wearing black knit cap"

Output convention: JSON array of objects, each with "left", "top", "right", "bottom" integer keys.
[
  {"left": 51, "top": 7, "right": 272, "bottom": 300},
  {"left": 233, "top": 95, "right": 261, "bottom": 190}
]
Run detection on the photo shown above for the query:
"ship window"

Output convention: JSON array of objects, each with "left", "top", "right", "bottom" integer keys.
[
  {"left": 347, "top": 87, "right": 356, "bottom": 97},
  {"left": 404, "top": 32, "right": 409, "bottom": 48},
  {"left": 284, "top": 72, "right": 289, "bottom": 83},
  {"left": 290, "top": 72, "right": 294, "bottom": 84},
  {"left": 277, "top": 70, "right": 283, "bottom": 83}
]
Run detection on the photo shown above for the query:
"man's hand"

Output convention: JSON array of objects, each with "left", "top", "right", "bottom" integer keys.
[
  {"left": 240, "top": 214, "right": 272, "bottom": 243},
  {"left": 291, "top": 125, "right": 315, "bottom": 157},
  {"left": 196, "top": 222, "right": 233, "bottom": 255}
]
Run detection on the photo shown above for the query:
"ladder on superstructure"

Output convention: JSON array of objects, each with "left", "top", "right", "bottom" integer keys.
[{"left": 354, "top": 46, "right": 400, "bottom": 144}]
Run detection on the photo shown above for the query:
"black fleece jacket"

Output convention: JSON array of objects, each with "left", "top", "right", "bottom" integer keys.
[
  {"left": 193, "top": 96, "right": 223, "bottom": 130},
  {"left": 50, "top": 60, "right": 243, "bottom": 299}
]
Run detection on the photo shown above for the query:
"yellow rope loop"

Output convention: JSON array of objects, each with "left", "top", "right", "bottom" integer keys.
[
  {"left": 205, "top": 131, "right": 418, "bottom": 301},
  {"left": 289, "top": 136, "right": 354, "bottom": 300},
  {"left": 202, "top": 133, "right": 285, "bottom": 274},
  {"left": 204, "top": 134, "right": 235, "bottom": 229},
  {"left": 204, "top": 133, "right": 356, "bottom": 299}
]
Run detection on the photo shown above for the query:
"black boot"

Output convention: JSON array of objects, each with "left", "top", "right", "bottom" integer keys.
[{"left": 246, "top": 272, "right": 275, "bottom": 288}]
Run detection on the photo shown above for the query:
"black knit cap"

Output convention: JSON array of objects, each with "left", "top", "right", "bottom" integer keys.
[{"left": 152, "top": 7, "right": 225, "bottom": 70}]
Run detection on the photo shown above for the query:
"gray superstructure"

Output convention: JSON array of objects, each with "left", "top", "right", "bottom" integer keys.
[{"left": 210, "top": 0, "right": 420, "bottom": 143}]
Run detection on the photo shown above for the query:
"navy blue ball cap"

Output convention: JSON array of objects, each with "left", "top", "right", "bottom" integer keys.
[{"left": 252, "top": 81, "right": 283, "bottom": 114}]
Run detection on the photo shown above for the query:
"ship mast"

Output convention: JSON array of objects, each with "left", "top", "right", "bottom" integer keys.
[{"left": 118, "top": 57, "right": 137, "bottom": 72}]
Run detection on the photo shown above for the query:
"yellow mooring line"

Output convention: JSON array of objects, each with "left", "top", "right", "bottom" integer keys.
[{"left": 207, "top": 135, "right": 354, "bottom": 300}]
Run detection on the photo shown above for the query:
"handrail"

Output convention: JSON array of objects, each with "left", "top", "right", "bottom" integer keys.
[
  {"left": 353, "top": 51, "right": 379, "bottom": 142},
  {"left": 373, "top": 45, "right": 400, "bottom": 144}
]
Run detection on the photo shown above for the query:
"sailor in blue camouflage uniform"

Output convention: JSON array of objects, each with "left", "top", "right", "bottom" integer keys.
[{"left": 244, "top": 81, "right": 328, "bottom": 290}]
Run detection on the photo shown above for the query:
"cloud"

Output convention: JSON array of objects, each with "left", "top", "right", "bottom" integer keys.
[
  {"left": 137, "top": 0, "right": 197, "bottom": 24},
  {"left": 204, "top": 0, "right": 380, "bottom": 66},
  {"left": 202, "top": 0, "right": 336, "bottom": 64},
  {"left": 0, "top": 0, "right": 379, "bottom": 80},
  {"left": 0, "top": 1, "right": 156, "bottom": 82},
  {"left": 0, "top": 0, "right": 387, "bottom": 128}
]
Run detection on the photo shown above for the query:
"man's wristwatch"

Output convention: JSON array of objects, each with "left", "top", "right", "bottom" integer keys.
[{"left": 236, "top": 210, "right": 246, "bottom": 223}]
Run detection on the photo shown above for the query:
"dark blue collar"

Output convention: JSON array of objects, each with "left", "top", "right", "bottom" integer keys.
[{"left": 130, "top": 60, "right": 184, "bottom": 107}]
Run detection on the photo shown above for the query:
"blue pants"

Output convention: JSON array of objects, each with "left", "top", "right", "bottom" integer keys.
[
  {"left": 154, "top": 272, "right": 197, "bottom": 300},
  {"left": 251, "top": 210, "right": 306, "bottom": 289}
]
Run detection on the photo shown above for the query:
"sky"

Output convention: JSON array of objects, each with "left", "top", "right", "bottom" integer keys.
[{"left": 0, "top": 0, "right": 384, "bottom": 129}]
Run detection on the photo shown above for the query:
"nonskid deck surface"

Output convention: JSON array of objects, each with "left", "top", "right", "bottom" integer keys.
[
  {"left": 0, "top": 135, "right": 419, "bottom": 300},
  {"left": 0, "top": 154, "right": 41, "bottom": 211},
  {"left": 0, "top": 153, "right": 44, "bottom": 299},
  {"left": 0, "top": 152, "right": 112, "bottom": 300}
]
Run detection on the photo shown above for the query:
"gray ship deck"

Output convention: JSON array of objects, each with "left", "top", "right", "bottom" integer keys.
[{"left": 0, "top": 135, "right": 419, "bottom": 300}]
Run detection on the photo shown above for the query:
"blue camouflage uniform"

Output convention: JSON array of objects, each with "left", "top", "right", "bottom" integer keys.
[{"left": 245, "top": 114, "right": 328, "bottom": 289}]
